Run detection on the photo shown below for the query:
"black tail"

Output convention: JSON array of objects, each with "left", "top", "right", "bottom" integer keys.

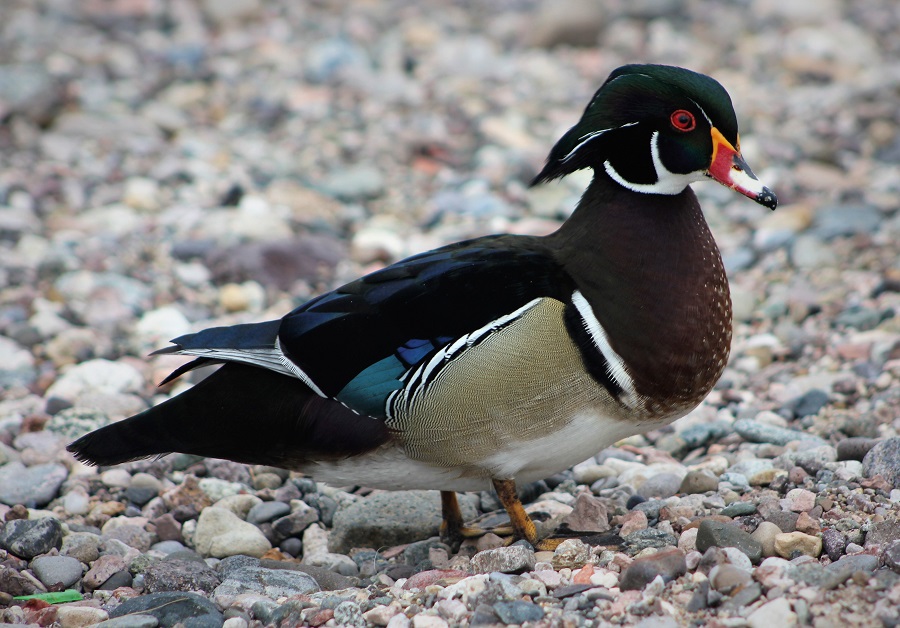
[{"left": 66, "top": 363, "right": 391, "bottom": 468}]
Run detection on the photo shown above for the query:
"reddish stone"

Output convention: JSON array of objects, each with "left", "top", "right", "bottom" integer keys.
[
  {"left": 161, "top": 475, "right": 213, "bottom": 511},
  {"left": 304, "top": 608, "right": 334, "bottom": 627},
  {"left": 835, "top": 343, "right": 872, "bottom": 360},
  {"left": 83, "top": 555, "right": 127, "bottom": 591},
  {"left": 151, "top": 513, "right": 182, "bottom": 542},
  {"left": 796, "top": 512, "right": 821, "bottom": 535},
  {"left": 573, "top": 563, "right": 594, "bottom": 584},
  {"left": 619, "top": 510, "right": 648, "bottom": 536},
  {"left": 860, "top": 475, "right": 892, "bottom": 492},
  {"left": 402, "top": 569, "right": 468, "bottom": 590},
  {"left": 23, "top": 600, "right": 57, "bottom": 627}
]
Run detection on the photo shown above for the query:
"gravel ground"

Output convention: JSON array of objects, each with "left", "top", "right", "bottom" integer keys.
[{"left": 2, "top": 1, "right": 900, "bottom": 626}]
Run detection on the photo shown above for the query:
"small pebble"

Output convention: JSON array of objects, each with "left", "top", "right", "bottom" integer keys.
[
  {"left": 774, "top": 532, "right": 823, "bottom": 559},
  {"left": 31, "top": 555, "right": 84, "bottom": 589},
  {"left": 696, "top": 520, "right": 763, "bottom": 563},
  {"left": 471, "top": 545, "right": 535, "bottom": 574},
  {"left": 619, "top": 547, "right": 687, "bottom": 591}
]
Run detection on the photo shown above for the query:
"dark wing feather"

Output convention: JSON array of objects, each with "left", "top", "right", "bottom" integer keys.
[
  {"left": 141, "top": 234, "right": 574, "bottom": 419},
  {"left": 277, "top": 235, "right": 574, "bottom": 401}
]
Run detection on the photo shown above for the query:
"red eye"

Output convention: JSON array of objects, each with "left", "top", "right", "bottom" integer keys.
[{"left": 670, "top": 109, "right": 696, "bottom": 132}]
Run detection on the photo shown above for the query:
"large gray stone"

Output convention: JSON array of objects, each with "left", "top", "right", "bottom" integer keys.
[
  {"left": 31, "top": 555, "right": 84, "bottom": 589},
  {"left": 864, "top": 438, "right": 900, "bottom": 488},
  {"left": 212, "top": 566, "right": 319, "bottom": 606},
  {"left": 109, "top": 592, "right": 223, "bottom": 628},
  {"left": 143, "top": 559, "right": 221, "bottom": 595},
  {"left": 0, "top": 462, "right": 68, "bottom": 507},
  {"left": 328, "top": 491, "right": 477, "bottom": 554},
  {"left": 619, "top": 547, "right": 687, "bottom": 591},
  {"left": 0, "top": 517, "right": 64, "bottom": 559},
  {"left": 696, "top": 520, "right": 763, "bottom": 564},
  {"left": 472, "top": 545, "right": 536, "bottom": 574}
]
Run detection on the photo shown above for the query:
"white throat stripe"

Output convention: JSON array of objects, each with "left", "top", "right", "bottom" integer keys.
[{"left": 604, "top": 130, "right": 706, "bottom": 196}]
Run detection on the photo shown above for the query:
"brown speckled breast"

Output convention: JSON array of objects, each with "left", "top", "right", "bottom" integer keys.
[{"left": 552, "top": 180, "right": 732, "bottom": 420}]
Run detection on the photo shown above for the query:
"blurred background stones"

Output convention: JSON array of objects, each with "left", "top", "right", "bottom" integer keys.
[{"left": 1, "top": 0, "right": 899, "bottom": 626}]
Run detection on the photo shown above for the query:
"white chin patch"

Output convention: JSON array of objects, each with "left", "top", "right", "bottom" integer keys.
[{"left": 604, "top": 131, "right": 705, "bottom": 195}]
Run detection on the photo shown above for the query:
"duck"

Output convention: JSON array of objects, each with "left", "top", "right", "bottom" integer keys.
[{"left": 67, "top": 64, "right": 776, "bottom": 547}]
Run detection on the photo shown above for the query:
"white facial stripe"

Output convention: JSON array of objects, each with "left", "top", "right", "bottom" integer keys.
[
  {"left": 571, "top": 290, "right": 639, "bottom": 403},
  {"left": 561, "top": 122, "right": 639, "bottom": 164},
  {"left": 688, "top": 98, "right": 713, "bottom": 127},
  {"left": 562, "top": 130, "right": 608, "bottom": 163},
  {"left": 604, "top": 131, "right": 705, "bottom": 196}
]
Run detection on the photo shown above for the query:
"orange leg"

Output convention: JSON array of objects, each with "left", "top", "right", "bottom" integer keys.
[{"left": 492, "top": 478, "right": 538, "bottom": 546}]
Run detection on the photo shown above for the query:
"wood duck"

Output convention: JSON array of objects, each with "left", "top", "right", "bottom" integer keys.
[{"left": 68, "top": 64, "right": 776, "bottom": 547}]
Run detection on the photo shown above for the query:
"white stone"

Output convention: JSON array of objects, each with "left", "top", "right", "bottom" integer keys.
[
  {"left": 363, "top": 604, "right": 402, "bottom": 627},
  {"left": 412, "top": 614, "right": 448, "bottom": 628},
  {"left": 437, "top": 574, "right": 489, "bottom": 603},
  {"left": 590, "top": 569, "right": 618, "bottom": 588},
  {"left": 754, "top": 557, "right": 794, "bottom": 589},
  {"left": 435, "top": 598, "right": 467, "bottom": 623},
  {"left": 301, "top": 523, "right": 331, "bottom": 558},
  {"left": 56, "top": 605, "right": 109, "bottom": 628},
  {"left": 351, "top": 226, "right": 407, "bottom": 264},
  {"left": 678, "top": 527, "right": 699, "bottom": 553},
  {"left": 722, "top": 547, "right": 752, "bottom": 571},
  {"left": 102, "top": 516, "right": 149, "bottom": 535},
  {"left": 28, "top": 299, "right": 70, "bottom": 337},
  {"left": 571, "top": 462, "right": 616, "bottom": 484},
  {"left": 130, "top": 472, "right": 163, "bottom": 492},
  {"left": 601, "top": 457, "right": 646, "bottom": 475},
  {"left": 199, "top": 477, "right": 248, "bottom": 503},
  {"left": 45, "top": 359, "right": 144, "bottom": 402},
  {"left": 63, "top": 487, "right": 91, "bottom": 515},
  {"left": 747, "top": 597, "right": 797, "bottom": 628},
  {"left": 100, "top": 468, "right": 133, "bottom": 488},
  {"left": 174, "top": 262, "right": 212, "bottom": 287},
  {"left": 214, "top": 494, "right": 262, "bottom": 518},
  {"left": 0, "top": 335, "right": 35, "bottom": 370},
  {"left": 386, "top": 614, "right": 411, "bottom": 628},
  {"left": 134, "top": 306, "right": 192, "bottom": 351},
  {"left": 123, "top": 177, "right": 161, "bottom": 211},
  {"left": 619, "top": 462, "right": 687, "bottom": 486},
  {"left": 193, "top": 507, "right": 271, "bottom": 558},
  {"left": 301, "top": 551, "right": 358, "bottom": 576}
]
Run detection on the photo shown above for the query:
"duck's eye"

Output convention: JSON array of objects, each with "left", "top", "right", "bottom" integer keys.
[{"left": 670, "top": 110, "right": 696, "bottom": 132}]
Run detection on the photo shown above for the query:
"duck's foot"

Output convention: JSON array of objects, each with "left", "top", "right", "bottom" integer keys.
[
  {"left": 491, "top": 478, "right": 539, "bottom": 545},
  {"left": 443, "top": 483, "right": 619, "bottom": 551},
  {"left": 440, "top": 491, "right": 491, "bottom": 546},
  {"left": 440, "top": 485, "right": 540, "bottom": 548},
  {"left": 532, "top": 529, "right": 624, "bottom": 552}
]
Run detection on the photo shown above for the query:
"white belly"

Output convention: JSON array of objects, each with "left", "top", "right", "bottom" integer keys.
[{"left": 301, "top": 407, "right": 677, "bottom": 493}]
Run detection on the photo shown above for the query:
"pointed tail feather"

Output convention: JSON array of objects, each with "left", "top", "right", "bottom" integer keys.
[{"left": 66, "top": 363, "right": 391, "bottom": 469}]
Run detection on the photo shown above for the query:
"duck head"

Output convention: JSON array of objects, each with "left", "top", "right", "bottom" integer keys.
[{"left": 533, "top": 64, "right": 777, "bottom": 210}]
